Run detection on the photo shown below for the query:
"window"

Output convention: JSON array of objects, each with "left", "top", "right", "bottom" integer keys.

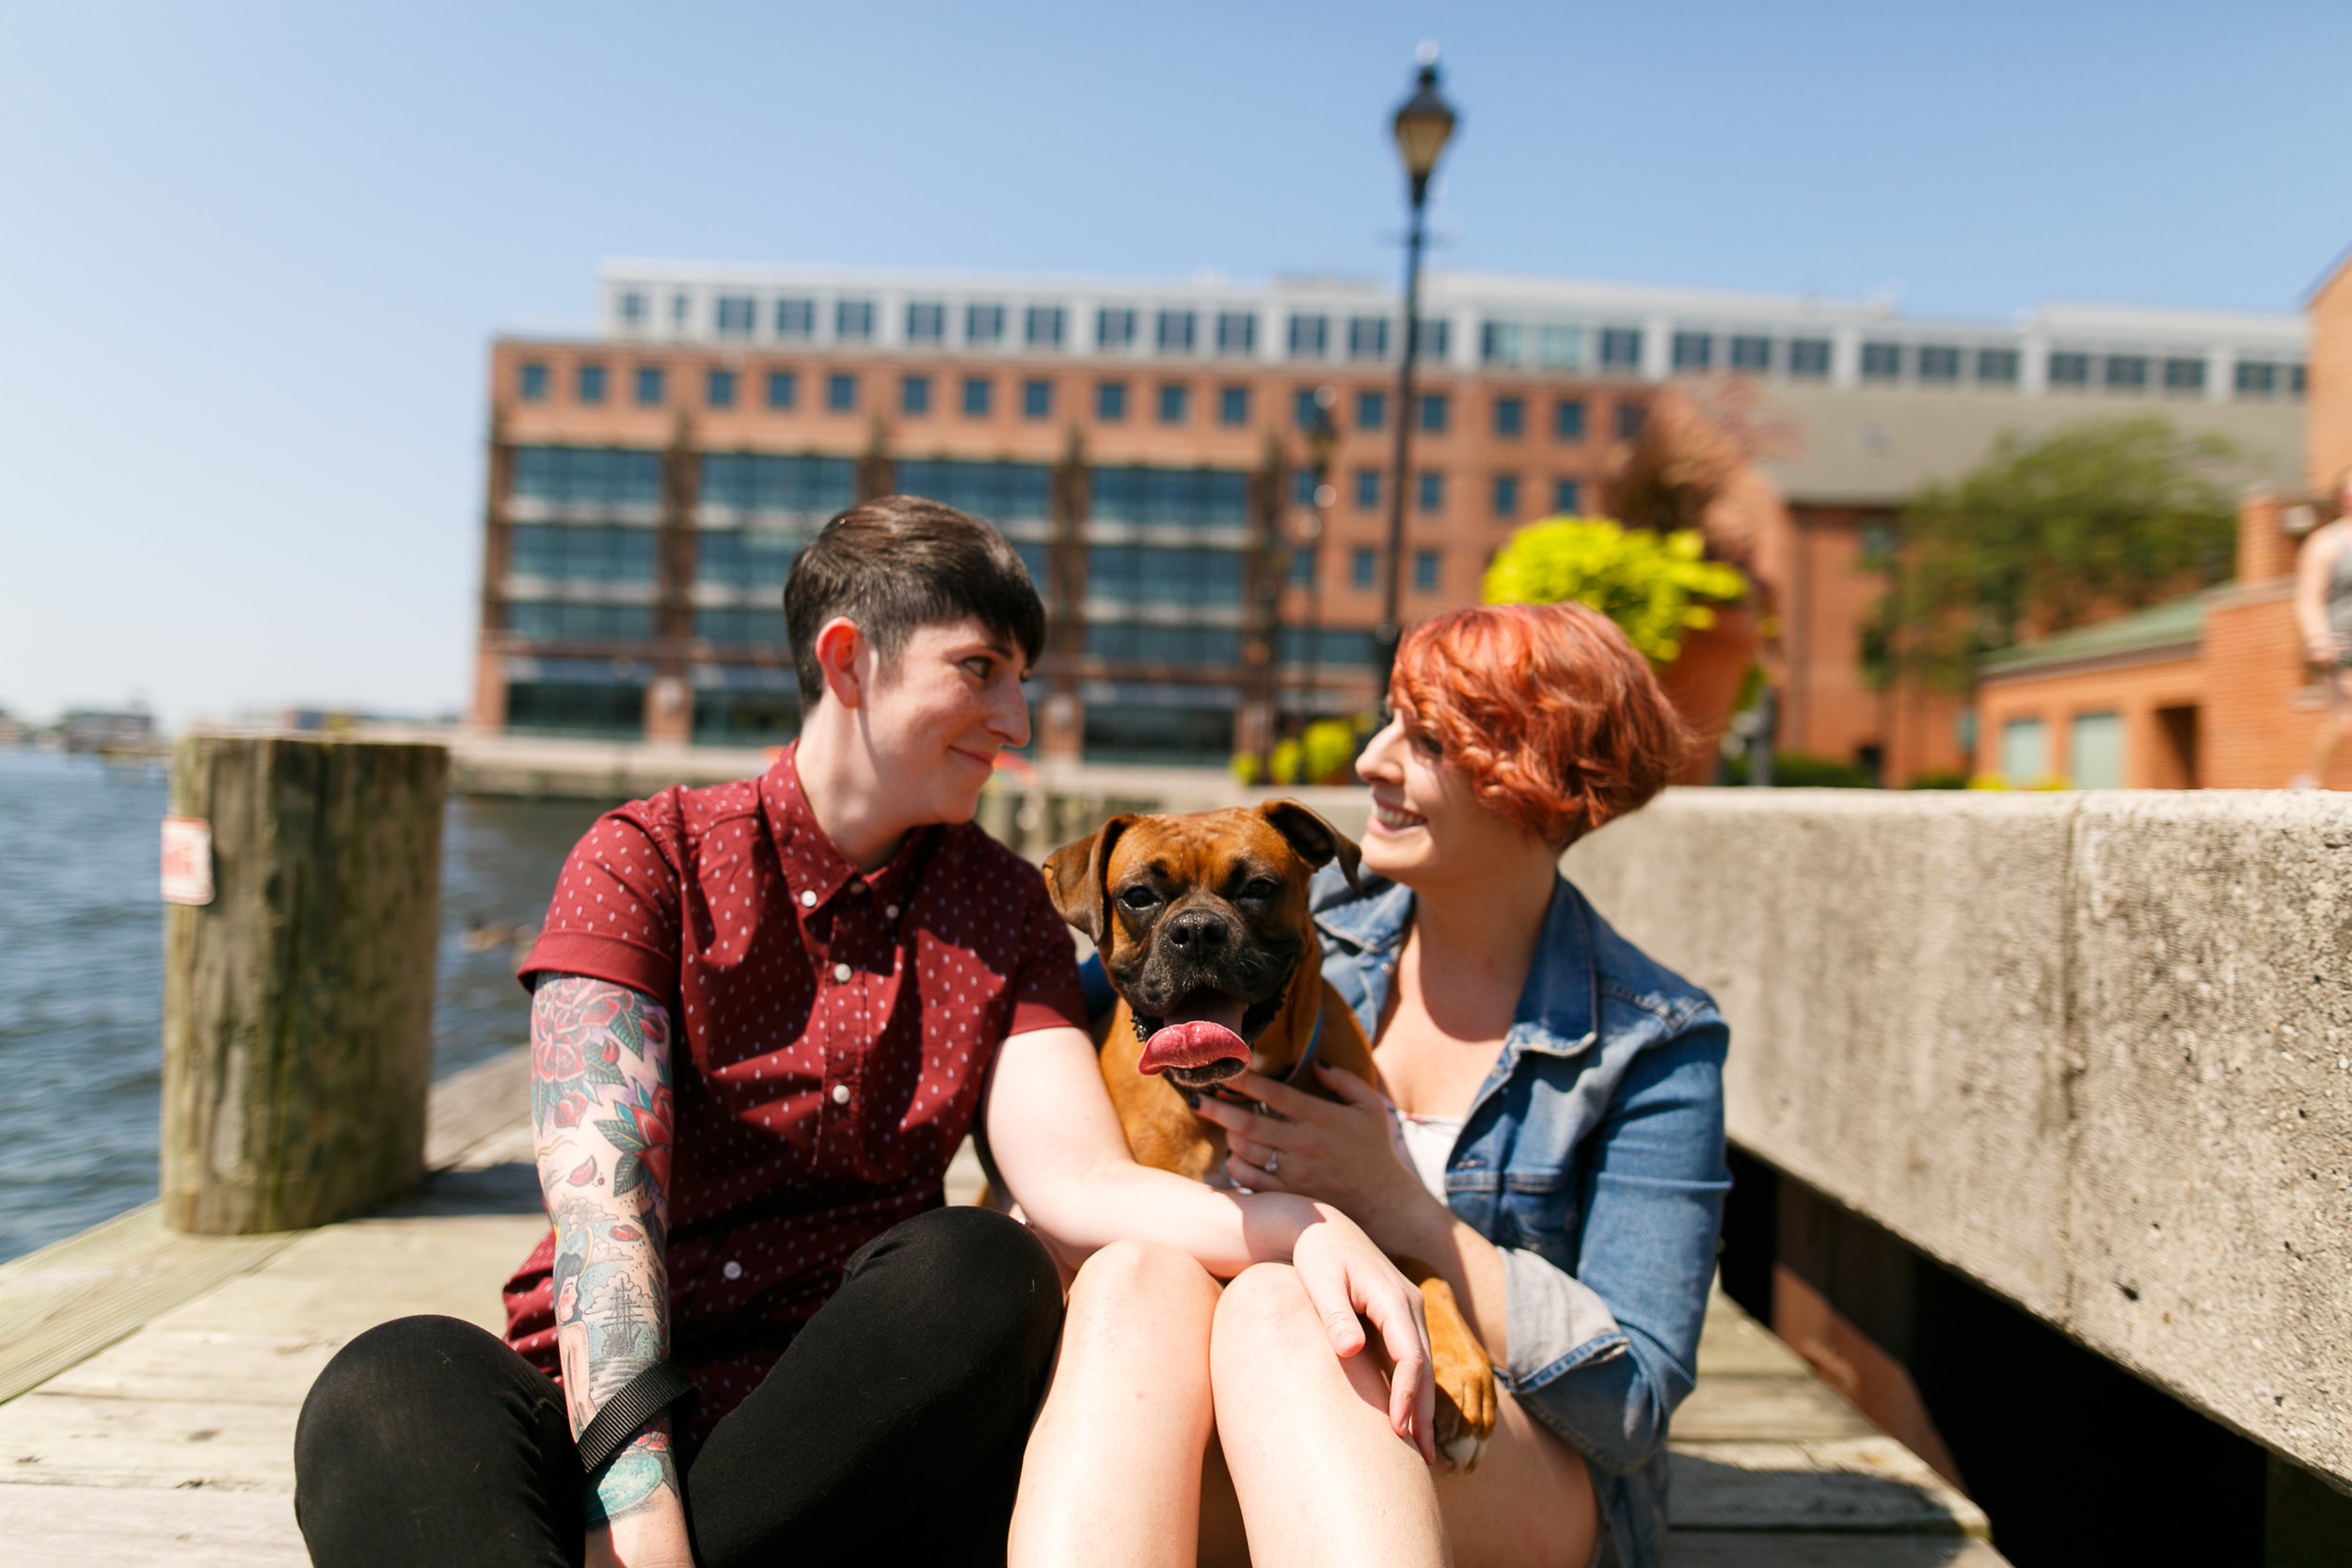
[
  {"left": 1294, "top": 469, "right": 1319, "bottom": 506},
  {"left": 715, "top": 296, "right": 756, "bottom": 338},
  {"left": 1083, "top": 546, "right": 1246, "bottom": 607},
  {"left": 1918, "top": 345, "right": 1961, "bottom": 382},
  {"left": 1157, "top": 384, "right": 1190, "bottom": 424},
  {"left": 2070, "top": 712, "right": 2123, "bottom": 789},
  {"left": 1357, "top": 390, "right": 1387, "bottom": 432},
  {"left": 1025, "top": 305, "right": 1065, "bottom": 348},
  {"left": 1352, "top": 546, "right": 1376, "bottom": 589},
  {"left": 1097, "top": 308, "right": 1137, "bottom": 350},
  {"left": 966, "top": 303, "right": 1007, "bottom": 345},
  {"left": 2048, "top": 352, "right": 2091, "bottom": 387},
  {"left": 834, "top": 299, "right": 875, "bottom": 341},
  {"left": 1493, "top": 396, "right": 1524, "bottom": 437},
  {"left": 1083, "top": 622, "right": 1243, "bottom": 668},
  {"left": 1977, "top": 347, "right": 2019, "bottom": 385},
  {"left": 1156, "top": 309, "right": 1198, "bottom": 353},
  {"left": 1492, "top": 474, "right": 1519, "bottom": 519},
  {"left": 1355, "top": 468, "right": 1380, "bottom": 510},
  {"left": 1347, "top": 316, "right": 1390, "bottom": 360},
  {"left": 891, "top": 459, "right": 1053, "bottom": 525},
  {"left": 634, "top": 366, "right": 665, "bottom": 406},
  {"left": 2105, "top": 355, "right": 2149, "bottom": 390},
  {"left": 827, "top": 372, "right": 857, "bottom": 412},
  {"left": 1552, "top": 478, "right": 1581, "bottom": 515},
  {"left": 906, "top": 302, "right": 946, "bottom": 343},
  {"left": 707, "top": 368, "right": 738, "bottom": 408},
  {"left": 508, "top": 524, "right": 660, "bottom": 583},
  {"left": 1097, "top": 380, "right": 1129, "bottom": 421},
  {"left": 692, "top": 608, "right": 790, "bottom": 648},
  {"left": 1281, "top": 627, "right": 1379, "bottom": 667},
  {"left": 901, "top": 374, "right": 932, "bottom": 416},
  {"left": 671, "top": 293, "right": 691, "bottom": 328},
  {"left": 1417, "top": 472, "right": 1443, "bottom": 513},
  {"left": 1087, "top": 466, "right": 1250, "bottom": 528},
  {"left": 578, "top": 363, "right": 608, "bottom": 404},
  {"left": 2235, "top": 359, "right": 2279, "bottom": 395},
  {"left": 774, "top": 298, "right": 815, "bottom": 339},
  {"left": 1415, "top": 549, "right": 1440, "bottom": 592},
  {"left": 1729, "top": 335, "right": 1772, "bottom": 372},
  {"left": 1291, "top": 547, "right": 1317, "bottom": 587},
  {"left": 1615, "top": 403, "right": 1645, "bottom": 439},
  {"left": 1021, "top": 378, "right": 1052, "bottom": 419},
  {"left": 1216, "top": 312, "right": 1257, "bottom": 356},
  {"left": 766, "top": 370, "right": 797, "bottom": 409},
  {"left": 1788, "top": 338, "right": 1832, "bottom": 378},
  {"left": 2000, "top": 718, "right": 2048, "bottom": 784},
  {"left": 693, "top": 529, "right": 804, "bottom": 588},
  {"left": 1289, "top": 314, "right": 1329, "bottom": 358},
  {"left": 2292, "top": 363, "right": 2308, "bottom": 396},
  {"left": 1481, "top": 321, "right": 1523, "bottom": 366},
  {"left": 2164, "top": 357, "right": 2206, "bottom": 393},
  {"left": 1672, "top": 331, "right": 1712, "bottom": 371},
  {"left": 519, "top": 362, "right": 549, "bottom": 402},
  {"left": 618, "top": 292, "right": 648, "bottom": 327},
  {"left": 512, "top": 446, "right": 664, "bottom": 507},
  {"left": 1413, "top": 319, "right": 1450, "bottom": 358},
  {"left": 1536, "top": 325, "right": 1584, "bottom": 369},
  {"left": 506, "top": 601, "right": 657, "bottom": 643},
  {"left": 961, "top": 376, "right": 992, "bottom": 418},
  {"left": 1419, "top": 393, "right": 1449, "bottom": 435},
  {"left": 1860, "top": 342, "right": 1903, "bottom": 380},
  {"left": 1553, "top": 399, "right": 1586, "bottom": 440},
  {"left": 1294, "top": 388, "right": 1322, "bottom": 429},
  {"left": 1599, "top": 328, "right": 1643, "bottom": 371},
  {"left": 695, "top": 452, "right": 858, "bottom": 519},
  {"left": 1218, "top": 386, "right": 1249, "bottom": 426}
]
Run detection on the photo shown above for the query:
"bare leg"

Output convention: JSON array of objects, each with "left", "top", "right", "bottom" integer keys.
[
  {"left": 1209, "top": 1262, "right": 1450, "bottom": 1568},
  {"left": 2304, "top": 671, "right": 2352, "bottom": 787},
  {"left": 1010, "top": 1240, "right": 1219, "bottom": 1568}
]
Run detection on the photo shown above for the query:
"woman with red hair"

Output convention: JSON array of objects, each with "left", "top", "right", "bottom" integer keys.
[{"left": 1195, "top": 600, "right": 1728, "bottom": 1568}]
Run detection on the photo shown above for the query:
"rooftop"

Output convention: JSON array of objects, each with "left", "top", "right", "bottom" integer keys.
[{"left": 1978, "top": 589, "right": 2218, "bottom": 681}]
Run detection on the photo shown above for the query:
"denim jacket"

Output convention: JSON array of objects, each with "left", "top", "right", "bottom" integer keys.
[{"left": 1311, "top": 863, "right": 1730, "bottom": 1568}]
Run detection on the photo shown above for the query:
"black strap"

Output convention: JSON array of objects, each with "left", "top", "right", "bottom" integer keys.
[{"left": 576, "top": 1361, "right": 697, "bottom": 1475}]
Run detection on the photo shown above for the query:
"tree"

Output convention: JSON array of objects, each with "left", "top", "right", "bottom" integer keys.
[
  {"left": 1483, "top": 516, "right": 1746, "bottom": 666},
  {"left": 1869, "top": 418, "right": 2238, "bottom": 690}
]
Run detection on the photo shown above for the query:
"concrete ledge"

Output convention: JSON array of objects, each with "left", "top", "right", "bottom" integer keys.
[{"left": 1565, "top": 787, "right": 2352, "bottom": 1486}]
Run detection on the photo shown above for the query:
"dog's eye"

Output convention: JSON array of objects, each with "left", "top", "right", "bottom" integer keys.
[
  {"left": 1118, "top": 886, "right": 1160, "bottom": 911},
  {"left": 1239, "top": 878, "right": 1280, "bottom": 902}
]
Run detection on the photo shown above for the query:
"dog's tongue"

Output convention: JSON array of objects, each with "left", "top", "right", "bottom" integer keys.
[{"left": 1138, "top": 991, "right": 1251, "bottom": 1075}]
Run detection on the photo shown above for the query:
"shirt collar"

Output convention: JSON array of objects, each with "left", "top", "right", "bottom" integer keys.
[{"left": 761, "top": 743, "right": 933, "bottom": 915}]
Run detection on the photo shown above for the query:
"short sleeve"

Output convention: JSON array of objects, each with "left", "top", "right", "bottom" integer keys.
[
  {"left": 1006, "top": 871, "right": 1088, "bottom": 1037},
  {"left": 517, "top": 802, "right": 685, "bottom": 1003}
]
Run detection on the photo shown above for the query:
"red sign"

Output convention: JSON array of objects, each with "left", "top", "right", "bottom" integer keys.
[{"left": 161, "top": 816, "right": 215, "bottom": 906}]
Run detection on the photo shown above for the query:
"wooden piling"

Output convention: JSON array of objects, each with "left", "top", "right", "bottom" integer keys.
[{"left": 161, "top": 736, "right": 450, "bottom": 1234}]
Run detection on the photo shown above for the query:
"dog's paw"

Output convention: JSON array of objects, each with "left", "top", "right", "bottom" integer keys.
[{"left": 1422, "top": 1279, "right": 1498, "bottom": 1474}]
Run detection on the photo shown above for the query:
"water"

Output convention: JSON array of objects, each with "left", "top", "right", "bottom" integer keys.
[{"left": 0, "top": 751, "right": 609, "bottom": 1263}]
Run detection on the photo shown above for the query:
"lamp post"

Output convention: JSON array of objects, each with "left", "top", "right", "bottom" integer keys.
[
  {"left": 1375, "top": 44, "right": 1458, "bottom": 700},
  {"left": 1299, "top": 386, "right": 1340, "bottom": 735}
]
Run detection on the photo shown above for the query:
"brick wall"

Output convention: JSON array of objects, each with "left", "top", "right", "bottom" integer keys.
[
  {"left": 2203, "top": 582, "right": 2352, "bottom": 788},
  {"left": 1975, "top": 654, "right": 2204, "bottom": 787},
  {"left": 2309, "top": 254, "right": 2352, "bottom": 496}
]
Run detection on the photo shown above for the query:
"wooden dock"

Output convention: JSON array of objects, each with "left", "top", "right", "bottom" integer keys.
[{"left": 0, "top": 1050, "right": 2004, "bottom": 1565}]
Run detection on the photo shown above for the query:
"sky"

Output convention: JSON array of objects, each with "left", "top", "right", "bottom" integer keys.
[{"left": 3, "top": 2, "right": 2348, "bottom": 727}]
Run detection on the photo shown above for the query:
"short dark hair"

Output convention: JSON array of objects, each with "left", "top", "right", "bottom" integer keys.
[{"left": 783, "top": 495, "right": 1046, "bottom": 707}]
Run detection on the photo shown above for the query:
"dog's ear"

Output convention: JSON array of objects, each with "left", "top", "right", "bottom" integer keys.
[
  {"left": 1255, "top": 800, "right": 1361, "bottom": 893},
  {"left": 1042, "top": 814, "right": 1136, "bottom": 945}
]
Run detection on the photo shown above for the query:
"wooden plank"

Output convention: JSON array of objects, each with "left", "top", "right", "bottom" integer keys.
[
  {"left": 0, "top": 1390, "right": 298, "bottom": 1491},
  {"left": 39, "top": 1330, "right": 341, "bottom": 1407},
  {"left": 158, "top": 1213, "right": 548, "bottom": 1341},
  {"left": 423, "top": 1046, "right": 531, "bottom": 1169},
  {"left": 0, "top": 1483, "right": 307, "bottom": 1568},
  {"left": 1670, "top": 1439, "right": 1988, "bottom": 1537},
  {"left": 1696, "top": 1286, "right": 1813, "bottom": 1378},
  {"left": 1673, "top": 1368, "right": 1882, "bottom": 1443},
  {"left": 1665, "top": 1533, "right": 2010, "bottom": 1567}
]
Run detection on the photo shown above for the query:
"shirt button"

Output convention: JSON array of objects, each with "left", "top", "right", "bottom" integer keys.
[
  {"left": 830, "top": 1084, "right": 850, "bottom": 1105},
  {"left": 800, "top": 890, "right": 817, "bottom": 909},
  {"left": 834, "top": 961, "right": 853, "bottom": 982},
  {"left": 885, "top": 904, "right": 899, "bottom": 920},
  {"left": 722, "top": 1260, "right": 742, "bottom": 1281}
]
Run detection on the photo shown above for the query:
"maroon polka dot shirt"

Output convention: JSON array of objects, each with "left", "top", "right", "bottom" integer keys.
[{"left": 501, "top": 744, "right": 1085, "bottom": 1440}]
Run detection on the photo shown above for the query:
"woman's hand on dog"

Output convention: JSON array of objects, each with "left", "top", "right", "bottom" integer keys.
[
  {"left": 1286, "top": 1207, "right": 1439, "bottom": 1465},
  {"left": 1202, "top": 1066, "right": 1436, "bottom": 1253}
]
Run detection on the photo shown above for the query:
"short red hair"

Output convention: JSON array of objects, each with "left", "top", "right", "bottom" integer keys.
[{"left": 1391, "top": 602, "right": 1689, "bottom": 847}]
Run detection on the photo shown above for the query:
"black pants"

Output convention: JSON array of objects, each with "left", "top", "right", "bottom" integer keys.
[{"left": 294, "top": 1206, "right": 1062, "bottom": 1568}]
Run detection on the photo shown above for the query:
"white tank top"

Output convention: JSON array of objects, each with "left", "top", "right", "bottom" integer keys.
[{"left": 1388, "top": 1107, "right": 1467, "bottom": 1200}]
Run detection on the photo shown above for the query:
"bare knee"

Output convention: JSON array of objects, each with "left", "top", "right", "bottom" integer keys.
[
  {"left": 1068, "top": 1239, "right": 1218, "bottom": 1334},
  {"left": 1209, "top": 1262, "right": 1321, "bottom": 1367}
]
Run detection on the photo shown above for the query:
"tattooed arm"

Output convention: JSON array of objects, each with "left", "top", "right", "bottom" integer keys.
[{"left": 532, "top": 974, "right": 690, "bottom": 1568}]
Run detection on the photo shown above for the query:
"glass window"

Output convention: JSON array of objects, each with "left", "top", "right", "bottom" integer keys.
[
  {"left": 966, "top": 303, "right": 1007, "bottom": 345},
  {"left": 891, "top": 460, "right": 1053, "bottom": 525},
  {"left": 2235, "top": 359, "right": 2279, "bottom": 395},
  {"left": 519, "top": 362, "right": 549, "bottom": 402},
  {"left": 506, "top": 601, "right": 657, "bottom": 642},
  {"left": 1156, "top": 310, "right": 1198, "bottom": 353},
  {"left": 1672, "top": 331, "right": 1712, "bottom": 371},
  {"left": 827, "top": 372, "right": 857, "bottom": 412},
  {"left": 1493, "top": 396, "right": 1524, "bottom": 437},
  {"left": 1355, "top": 468, "right": 1379, "bottom": 510},
  {"left": 766, "top": 370, "right": 797, "bottom": 409},
  {"left": 2048, "top": 352, "right": 2091, "bottom": 387},
  {"left": 507, "top": 524, "right": 660, "bottom": 582},
  {"left": 834, "top": 299, "right": 875, "bottom": 341},
  {"left": 1157, "top": 384, "right": 1189, "bottom": 424},
  {"left": 1216, "top": 312, "right": 1257, "bottom": 355},
  {"left": 1352, "top": 546, "right": 1376, "bottom": 588},
  {"left": 1097, "top": 381, "right": 1129, "bottom": 421},
  {"left": 512, "top": 446, "right": 664, "bottom": 507},
  {"left": 1357, "top": 389, "right": 1387, "bottom": 432},
  {"left": 1599, "top": 328, "right": 1643, "bottom": 370},
  {"left": 1290, "top": 547, "right": 1317, "bottom": 587},
  {"left": 2105, "top": 355, "right": 2149, "bottom": 390},
  {"left": 1025, "top": 305, "right": 1066, "bottom": 348},
  {"left": 1481, "top": 321, "right": 1523, "bottom": 366},
  {"left": 1918, "top": 345, "right": 1961, "bottom": 382},
  {"left": 1729, "top": 335, "right": 1772, "bottom": 372},
  {"left": 1280, "top": 626, "right": 1379, "bottom": 667},
  {"left": 1788, "top": 338, "right": 1832, "bottom": 378},
  {"left": 1347, "top": 316, "right": 1390, "bottom": 360},
  {"left": 1552, "top": 478, "right": 1581, "bottom": 515},
  {"left": 2164, "top": 357, "right": 2206, "bottom": 392},
  {"left": 1414, "top": 549, "right": 1440, "bottom": 592},
  {"left": 1097, "top": 308, "right": 1137, "bottom": 350},
  {"left": 906, "top": 302, "right": 946, "bottom": 342},
  {"left": 671, "top": 293, "right": 691, "bottom": 328},
  {"left": 1293, "top": 469, "right": 1318, "bottom": 506},
  {"left": 693, "top": 608, "right": 791, "bottom": 648},
  {"left": 2000, "top": 717, "right": 2048, "bottom": 784},
  {"left": 1218, "top": 386, "right": 1249, "bottom": 426},
  {"left": 1088, "top": 467, "right": 1250, "bottom": 529},
  {"left": 1860, "top": 342, "right": 1903, "bottom": 380},
  {"left": 1492, "top": 474, "right": 1519, "bottom": 519},
  {"left": 1615, "top": 403, "right": 1645, "bottom": 439},
  {"left": 1415, "top": 319, "right": 1450, "bottom": 357},
  {"left": 901, "top": 374, "right": 931, "bottom": 416},
  {"left": 962, "top": 376, "right": 992, "bottom": 418},
  {"left": 1536, "top": 324, "right": 1583, "bottom": 369},
  {"left": 1553, "top": 398, "right": 1586, "bottom": 440},
  {"left": 1417, "top": 472, "right": 1443, "bottom": 513},
  {"left": 1083, "top": 620, "right": 1243, "bottom": 668},
  {"left": 1288, "top": 314, "right": 1329, "bottom": 358},
  {"left": 1977, "top": 347, "right": 2020, "bottom": 384},
  {"left": 1083, "top": 546, "right": 1247, "bottom": 607},
  {"left": 1022, "top": 378, "right": 1053, "bottom": 420},
  {"left": 715, "top": 296, "right": 756, "bottom": 338},
  {"left": 1419, "top": 393, "right": 1449, "bottom": 435},
  {"left": 578, "top": 363, "right": 608, "bottom": 404},
  {"left": 634, "top": 366, "right": 665, "bottom": 406},
  {"left": 698, "top": 452, "right": 858, "bottom": 517},
  {"left": 775, "top": 298, "right": 815, "bottom": 338},
  {"left": 707, "top": 368, "right": 737, "bottom": 408},
  {"left": 2070, "top": 712, "right": 2123, "bottom": 789},
  {"left": 1293, "top": 388, "right": 1321, "bottom": 428},
  {"left": 618, "top": 292, "right": 648, "bottom": 327},
  {"left": 695, "top": 530, "right": 808, "bottom": 591},
  {"left": 2292, "top": 363, "right": 2308, "bottom": 396}
]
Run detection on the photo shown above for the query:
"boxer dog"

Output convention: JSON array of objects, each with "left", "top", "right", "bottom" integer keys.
[{"left": 1042, "top": 800, "right": 1497, "bottom": 1470}]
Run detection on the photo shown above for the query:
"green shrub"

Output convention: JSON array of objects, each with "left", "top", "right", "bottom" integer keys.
[
  {"left": 1902, "top": 769, "right": 1969, "bottom": 790},
  {"left": 1719, "top": 752, "right": 1878, "bottom": 788},
  {"left": 1483, "top": 516, "right": 1746, "bottom": 665}
]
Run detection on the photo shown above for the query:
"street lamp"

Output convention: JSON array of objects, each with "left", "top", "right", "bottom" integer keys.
[
  {"left": 1299, "top": 387, "right": 1340, "bottom": 732},
  {"left": 1375, "top": 44, "right": 1458, "bottom": 700}
]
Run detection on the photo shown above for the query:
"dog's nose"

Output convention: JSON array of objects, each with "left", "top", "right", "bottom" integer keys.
[{"left": 1165, "top": 910, "right": 1229, "bottom": 952}]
